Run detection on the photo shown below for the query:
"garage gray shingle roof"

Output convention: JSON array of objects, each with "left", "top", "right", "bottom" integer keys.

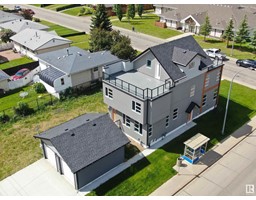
[
  {"left": 35, "top": 113, "right": 129, "bottom": 173},
  {"left": 37, "top": 46, "right": 121, "bottom": 74},
  {"left": 149, "top": 35, "right": 212, "bottom": 81}
]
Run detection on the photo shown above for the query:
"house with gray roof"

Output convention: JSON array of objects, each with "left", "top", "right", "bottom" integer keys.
[
  {"left": 154, "top": 4, "right": 256, "bottom": 37},
  {"left": 103, "top": 35, "right": 224, "bottom": 147},
  {"left": 10, "top": 28, "right": 71, "bottom": 61},
  {"left": 0, "top": 69, "right": 10, "bottom": 92},
  {"left": 0, "top": 19, "right": 49, "bottom": 33},
  {"left": 0, "top": 10, "right": 23, "bottom": 24},
  {"left": 37, "top": 46, "right": 120, "bottom": 97},
  {"left": 34, "top": 113, "right": 129, "bottom": 189}
]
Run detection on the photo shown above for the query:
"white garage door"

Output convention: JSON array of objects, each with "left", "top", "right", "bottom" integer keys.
[
  {"left": 60, "top": 159, "right": 75, "bottom": 186},
  {"left": 44, "top": 144, "right": 57, "bottom": 169}
]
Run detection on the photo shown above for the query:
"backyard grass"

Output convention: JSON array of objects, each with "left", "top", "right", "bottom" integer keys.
[
  {"left": 0, "top": 88, "right": 107, "bottom": 180},
  {"left": 194, "top": 35, "right": 256, "bottom": 60},
  {"left": 66, "top": 34, "right": 90, "bottom": 50},
  {"left": 112, "top": 14, "right": 182, "bottom": 39},
  {"left": 0, "top": 57, "right": 33, "bottom": 70},
  {"left": 88, "top": 80, "right": 256, "bottom": 196},
  {"left": 39, "top": 20, "right": 79, "bottom": 36}
]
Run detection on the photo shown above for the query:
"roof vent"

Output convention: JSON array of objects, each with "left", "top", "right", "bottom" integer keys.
[
  {"left": 35, "top": 31, "right": 38, "bottom": 37},
  {"left": 26, "top": 22, "right": 28, "bottom": 25},
  {"left": 86, "top": 119, "right": 90, "bottom": 122},
  {"left": 183, "top": 50, "right": 187, "bottom": 53},
  {"left": 67, "top": 48, "right": 70, "bottom": 56},
  {"left": 77, "top": 52, "right": 82, "bottom": 56},
  {"left": 20, "top": 19, "right": 22, "bottom": 22},
  {"left": 88, "top": 56, "right": 91, "bottom": 59},
  {"left": 53, "top": 39, "right": 55, "bottom": 43},
  {"left": 71, "top": 133, "right": 75, "bottom": 136},
  {"left": 57, "top": 57, "right": 61, "bottom": 59},
  {"left": 65, "top": 128, "right": 69, "bottom": 131},
  {"left": 93, "top": 123, "right": 96, "bottom": 126}
]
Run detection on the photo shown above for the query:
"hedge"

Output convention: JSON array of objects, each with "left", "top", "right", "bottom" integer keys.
[
  {"left": 40, "top": 4, "right": 52, "bottom": 8},
  {"left": 56, "top": 4, "right": 81, "bottom": 12},
  {"left": 60, "top": 31, "right": 86, "bottom": 37}
]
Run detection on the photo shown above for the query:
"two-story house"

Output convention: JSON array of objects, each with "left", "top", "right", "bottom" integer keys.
[{"left": 102, "top": 36, "right": 224, "bottom": 147}]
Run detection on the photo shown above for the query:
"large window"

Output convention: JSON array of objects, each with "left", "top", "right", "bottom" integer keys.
[
  {"left": 216, "top": 71, "right": 221, "bottom": 82},
  {"left": 213, "top": 89, "right": 218, "bottom": 100},
  {"left": 61, "top": 78, "right": 64, "bottom": 85},
  {"left": 173, "top": 108, "right": 178, "bottom": 120},
  {"left": 132, "top": 101, "right": 141, "bottom": 114},
  {"left": 105, "top": 88, "right": 113, "bottom": 99},
  {"left": 202, "top": 94, "right": 207, "bottom": 106},
  {"left": 122, "top": 114, "right": 131, "bottom": 127},
  {"left": 134, "top": 121, "right": 142, "bottom": 134}
]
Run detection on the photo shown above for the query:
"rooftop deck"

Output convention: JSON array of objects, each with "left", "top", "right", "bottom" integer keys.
[{"left": 103, "top": 70, "right": 173, "bottom": 100}]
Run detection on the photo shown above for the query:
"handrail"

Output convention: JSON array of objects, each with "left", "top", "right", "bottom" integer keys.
[{"left": 103, "top": 72, "right": 173, "bottom": 100}]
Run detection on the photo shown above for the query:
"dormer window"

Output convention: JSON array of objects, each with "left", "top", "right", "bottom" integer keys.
[{"left": 147, "top": 60, "right": 151, "bottom": 68}]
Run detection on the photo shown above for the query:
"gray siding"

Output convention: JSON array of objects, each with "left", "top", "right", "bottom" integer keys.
[{"left": 76, "top": 146, "right": 125, "bottom": 189}]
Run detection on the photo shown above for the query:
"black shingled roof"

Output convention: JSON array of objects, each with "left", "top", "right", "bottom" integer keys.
[
  {"left": 149, "top": 35, "right": 212, "bottom": 82},
  {"left": 35, "top": 113, "right": 129, "bottom": 173}
]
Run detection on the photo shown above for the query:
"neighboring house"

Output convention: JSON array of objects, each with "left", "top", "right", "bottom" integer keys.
[
  {"left": 0, "top": 69, "right": 10, "bottom": 92},
  {"left": 34, "top": 113, "right": 129, "bottom": 190},
  {"left": 0, "top": 19, "right": 49, "bottom": 33},
  {"left": 10, "top": 29, "right": 71, "bottom": 60},
  {"left": 103, "top": 35, "right": 224, "bottom": 147},
  {"left": 154, "top": 4, "right": 256, "bottom": 37},
  {"left": 37, "top": 46, "right": 120, "bottom": 98},
  {"left": 0, "top": 10, "right": 23, "bottom": 24}
]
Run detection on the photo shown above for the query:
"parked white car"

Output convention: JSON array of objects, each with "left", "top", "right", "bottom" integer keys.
[{"left": 203, "top": 48, "right": 226, "bottom": 60}]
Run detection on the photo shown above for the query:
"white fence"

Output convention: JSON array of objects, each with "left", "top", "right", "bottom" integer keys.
[
  {"left": 0, "top": 42, "right": 14, "bottom": 52},
  {"left": 8, "top": 67, "right": 40, "bottom": 90}
]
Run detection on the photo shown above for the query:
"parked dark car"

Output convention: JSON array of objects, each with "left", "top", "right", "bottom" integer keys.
[
  {"left": 236, "top": 59, "right": 256, "bottom": 70},
  {"left": 11, "top": 68, "right": 30, "bottom": 81}
]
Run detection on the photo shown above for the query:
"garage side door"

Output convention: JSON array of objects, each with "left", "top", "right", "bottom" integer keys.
[
  {"left": 60, "top": 159, "right": 75, "bottom": 186},
  {"left": 44, "top": 144, "right": 57, "bottom": 169}
]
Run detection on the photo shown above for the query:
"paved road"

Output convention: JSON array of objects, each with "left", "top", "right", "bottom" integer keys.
[
  {"left": 4, "top": 4, "right": 256, "bottom": 88},
  {"left": 176, "top": 129, "right": 256, "bottom": 196}
]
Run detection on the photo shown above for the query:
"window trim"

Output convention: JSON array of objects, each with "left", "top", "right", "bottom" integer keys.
[
  {"left": 134, "top": 121, "right": 142, "bottom": 135},
  {"left": 146, "top": 60, "right": 151, "bottom": 68},
  {"left": 122, "top": 114, "right": 131, "bottom": 128},
  {"left": 105, "top": 87, "right": 113, "bottom": 99},
  {"left": 165, "top": 115, "right": 170, "bottom": 127},
  {"left": 61, "top": 78, "right": 64, "bottom": 85},
  {"left": 190, "top": 85, "right": 195, "bottom": 97},
  {"left": 132, "top": 101, "right": 141, "bottom": 114},
  {"left": 213, "top": 89, "right": 218, "bottom": 100},
  {"left": 148, "top": 124, "right": 153, "bottom": 137},
  {"left": 202, "top": 94, "right": 207, "bottom": 106}
]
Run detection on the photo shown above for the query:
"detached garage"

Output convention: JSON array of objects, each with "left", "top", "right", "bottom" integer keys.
[{"left": 34, "top": 113, "right": 129, "bottom": 190}]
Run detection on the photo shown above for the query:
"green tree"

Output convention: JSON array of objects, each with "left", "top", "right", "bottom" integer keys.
[
  {"left": 89, "top": 28, "right": 113, "bottom": 52},
  {"left": 222, "top": 18, "right": 234, "bottom": 48},
  {"left": 0, "top": 29, "right": 15, "bottom": 43},
  {"left": 235, "top": 15, "right": 250, "bottom": 49},
  {"left": 199, "top": 15, "right": 212, "bottom": 41},
  {"left": 90, "top": 4, "right": 112, "bottom": 31},
  {"left": 20, "top": 9, "right": 33, "bottom": 20},
  {"left": 127, "top": 4, "right": 135, "bottom": 21},
  {"left": 112, "top": 4, "right": 118, "bottom": 13},
  {"left": 137, "top": 4, "right": 143, "bottom": 18},
  {"left": 110, "top": 30, "right": 137, "bottom": 60},
  {"left": 250, "top": 30, "right": 256, "bottom": 53},
  {"left": 116, "top": 4, "right": 123, "bottom": 21}
]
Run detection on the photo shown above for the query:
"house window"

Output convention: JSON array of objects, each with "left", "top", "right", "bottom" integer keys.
[
  {"left": 205, "top": 74, "right": 210, "bottom": 87},
  {"left": 105, "top": 88, "right": 113, "bottom": 99},
  {"left": 173, "top": 108, "right": 178, "bottom": 120},
  {"left": 202, "top": 94, "right": 207, "bottom": 106},
  {"left": 216, "top": 71, "right": 221, "bottom": 82},
  {"left": 123, "top": 114, "right": 131, "bottom": 127},
  {"left": 148, "top": 125, "right": 152, "bottom": 136},
  {"left": 190, "top": 85, "right": 195, "bottom": 97},
  {"left": 93, "top": 67, "right": 98, "bottom": 72},
  {"left": 61, "top": 78, "right": 64, "bottom": 85},
  {"left": 134, "top": 121, "right": 142, "bottom": 134},
  {"left": 132, "top": 101, "right": 141, "bottom": 114},
  {"left": 213, "top": 89, "right": 218, "bottom": 100},
  {"left": 147, "top": 60, "right": 151, "bottom": 68},
  {"left": 166, "top": 116, "right": 170, "bottom": 127},
  {"left": 189, "top": 61, "right": 195, "bottom": 69}
]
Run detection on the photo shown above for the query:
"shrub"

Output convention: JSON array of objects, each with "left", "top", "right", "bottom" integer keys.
[
  {"left": 33, "top": 17, "right": 41, "bottom": 22},
  {"left": 56, "top": 4, "right": 81, "bottom": 12},
  {"left": 79, "top": 7, "right": 85, "bottom": 15},
  {"left": 0, "top": 113, "right": 10, "bottom": 123},
  {"left": 14, "top": 102, "right": 34, "bottom": 116},
  {"left": 34, "top": 83, "right": 46, "bottom": 94},
  {"left": 59, "top": 87, "right": 74, "bottom": 101}
]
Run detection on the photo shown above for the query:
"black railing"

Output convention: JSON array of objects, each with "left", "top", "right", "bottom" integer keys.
[{"left": 103, "top": 72, "right": 173, "bottom": 100}]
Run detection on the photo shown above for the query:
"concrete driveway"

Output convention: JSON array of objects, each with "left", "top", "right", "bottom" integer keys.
[{"left": 0, "top": 159, "right": 80, "bottom": 196}]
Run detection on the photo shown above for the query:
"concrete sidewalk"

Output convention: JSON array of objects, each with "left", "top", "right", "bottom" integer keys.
[{"left": 150, "top": 116, "right": 256, "bottom": 196}]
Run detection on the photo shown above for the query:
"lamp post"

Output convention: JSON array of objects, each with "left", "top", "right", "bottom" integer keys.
[{"left": 221, "top": 68, "right": 248, "bottom": 134}]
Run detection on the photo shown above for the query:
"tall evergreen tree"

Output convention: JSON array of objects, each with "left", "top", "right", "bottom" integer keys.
[
  {"left": 250, "top": 30, "right": 256, "bottom": 53},
  {"left": 235, "top": 15, "right": 250, "bottom": 49},
  {"left": 127, "top": 4, "right": 135, "bottom": 21},
  {"left": 137, "top": 4, "right": 143, "bottom": 18},
  {"left": 199, "top": 15, "right": 212, "bottom": 41},
  {"left": 89, "top": 28, "right": 113, "bottom": 52},
  {"left": 116, "top": 4, "right": 123, "bottom": 21},
  {"left": 90, "top": 4, "right": 112, "bottom": 32},
  {"left": 222, "top": 18, "right": 234, "bottom": 48},
  {"left": 0, "top": 29, "right": 15, "bottom": 43}
]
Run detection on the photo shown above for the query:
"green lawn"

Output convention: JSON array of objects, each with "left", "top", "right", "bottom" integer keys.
[
  {"left": 66, "top": 34, "right": 90, "bottom": 50},
  {"left": 43, "top": 4, "right": 68, "bottom": 11},
  {"left": 0, "top": 57, "right": 33, "bottom": 70},
  {"left": 0, "top": 88, "right": 107, "bottom": 181},
  {"left": 112, "top": 14, "right": 182, "bottom": 39},
  {"left": 61, "top": 6, "right": 93, "bottom": 16},
  {"left": 88, "top": 80, "right": 256, "bottom": 196},
  {"left": 194, "top": 35, "right": 256, "bottom": 60},
  {"left": 39, "top": 20, "right": 79, "bottom": 36}
]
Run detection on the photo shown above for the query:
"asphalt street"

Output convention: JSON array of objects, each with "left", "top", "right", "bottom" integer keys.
[{"left": 3, "top": 4, "right": 256, "bottom": 88}]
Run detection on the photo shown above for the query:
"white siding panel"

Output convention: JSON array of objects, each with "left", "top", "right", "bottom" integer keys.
[
  {"left": 61, "top": 159, "right": 75, "bottom": 186},
  {"left": 44, "top": 145, "right": 56, "bottom": 168}
]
